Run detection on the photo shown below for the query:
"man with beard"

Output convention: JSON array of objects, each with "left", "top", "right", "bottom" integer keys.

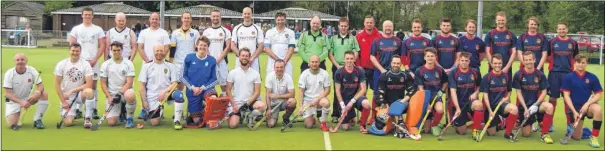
[
  {"left": 356, "top": 15, "right": 381, "bottom": 89},
  {"left": 203, "top": 10, "right": 231, "bottom": 96},
  {"left": 402, "top": 19, "right": 431, "bottom": 72},
  {"left": 226, "top": 48, "right": 266, "bottom": 129}
]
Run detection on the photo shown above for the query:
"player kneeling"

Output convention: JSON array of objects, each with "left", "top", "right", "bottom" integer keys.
[
  {"left": 226, "top": 48, "right": 266, "bottom": 129},
  {"left": 333, "top": 51, "right": 370, "bottom": 131},
  {"left": 265, "top": 60, "right": 297, "bottom": 128},
  {"left": 513, "top": 51, "right": 554, "bottom": 143},
  {"left": 138, "top": 45, "right": 179, "bottom": 127},
  {"left": 449, "top": 52, "right": 482, "bottom": 136},
  {"left": 298, "top": 55, "right": 332, "bottom": 131},
  {"left": 100, "top": 42, "right": 137, "bottom": 128},
  {"left": 561, "top": 54, "right": 602, "bottom": 148}
]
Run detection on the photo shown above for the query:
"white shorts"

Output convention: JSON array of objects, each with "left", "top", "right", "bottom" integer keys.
[
  {"left": 216, "top": 62, "right": 228, "bottom": 86},
  {"left": 266, "top": 59, "right": 293, "bottom": 77},
  {"left": 269, "top": 100, "right": 287, "bottom": 119},
  {"left": 4, "top": 101, "right": 21, "bottom": 117},
  {"left": 105, "top": 93, "right": 128, "bottom": 118},
  {"left": 175, "top": 63, "right": 184, "bottom": 81},
  {"left": 91, "top": 62, "right": 100, "bottom": 80},
  {"left": 301, "top": 100, "right": 317, "bottom": 119},
  {"left": 60, "top": 92, "right": 84, "bottom": 117},
  {"left": 235, "top": 57, "right": 260, "bottom": 72}
]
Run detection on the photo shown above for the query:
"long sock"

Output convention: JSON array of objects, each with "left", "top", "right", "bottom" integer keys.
[
  {"left": 93, "top": 90, "right": 98, "bottom": 111},
  {"left": 126, "top": 102, "right": 136, "bottom": 119},
  {"left": 505, "top": 113, "right": 518, "bottom": 135},
  {"left": 360, "top": 108, "right": 370, "bottom": 126},
  {"left": 85, "top": 97, "right": 95, "bottom": 118},
  {"left": 563, "top": 103, "right": 571, "bottom": 125},
  {"left": 283, "top": 106, "right": 294, "bottom": 120},
  {"left": 75, "top": 102, "right": 82, "bottom": 111},
  {"left": 33, "top": 100, "right": 49, "bottom": 121},
  {"left": 249, "top": 109, "right": 262, "bottom": 119},
  {"left": 593, "top": 120, "right": 602, "bottom": 137},
  {"left": 542, "top": 113, "right": 554, "bottom": 135},
  {"left": 320, "top": 107, "right": 330, "bottom": 122},
  {"left": 473, "top": 110, "right": 485, "bottom": 130},
  {"left": 174, "top": 103, "right": 184, "bottom": 122},
  {"left": 431, "top": 111, "right": 443, "bottom": 127}
]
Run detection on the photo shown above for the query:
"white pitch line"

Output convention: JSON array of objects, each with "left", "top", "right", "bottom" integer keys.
[{"left": 323, "top": 132, "right": 332, "bottom": 150}]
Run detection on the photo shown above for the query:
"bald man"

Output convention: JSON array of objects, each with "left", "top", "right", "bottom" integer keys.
[
  {"left": 297, "top": 55, "right": 332, "bottom": 131},
  {"left": 298, "top": 16, "right": 330, "bottom": 72},
  {"left": 369, "top": 20, "right": 403, "bottom": 93},
  {"left": 136, "top": 12, "right": 171, "bottom": 119},
  {"left": 106, "top": 12, "right": 137, "bottom": 61},
  {"left": 231, "top": 7, "right": 264, "bottom": 72},
  {"left": 138, "top": 44, "right": 178, "bottom": 127},
  {"left": 4, "top": 53, "right": 49, "bottom": 130}
]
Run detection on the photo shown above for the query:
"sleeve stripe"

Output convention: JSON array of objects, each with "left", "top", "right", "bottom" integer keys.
[
  {"left": 594, "top": 90, "right": 603, "bottom": 94},
  {"left": 560, "top": 88, "right": 570, "bottom": 92}
]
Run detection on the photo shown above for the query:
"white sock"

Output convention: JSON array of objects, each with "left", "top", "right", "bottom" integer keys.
[
  {"left": 320, "top": 107, "right": 330, "bottom": 122},
  {"left": 85, "top": 97, "right": 95, "bottom": 118},
  {"left": 75, "top": 103, "right": 81, "bottom": 111},
  {"left": 93, "top": 90, "right": 98, "bottom": 111},
  {"left": 126, "top": 102, "right": 136, "bottom": 119},
  {"left": 33, "top": 100, "right": 49, "bottom": 121},
  {"left": 174, "top": 103, "right": 184, "bottom": 122},
  {"left": 249, "top": 109, "right": 262, "bottom": 119}
]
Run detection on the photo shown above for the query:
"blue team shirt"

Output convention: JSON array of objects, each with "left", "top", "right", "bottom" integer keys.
[
  {"left": 560, "top": 72, "right": 603, "bottom": 105},
  {"left": 512, "top": 69, "right": 549, "bottom": 105},
  {"left": 548, "top": 37, "right": 579, "bottom": 72},
  {"left": 334, "top": 67, "right": 367, "bottom": 100},
  {"left": 448, "top": 68, "right": 481, "bottom": 103},
  {"left": 402, "top": 36, "right": 431, "bottom": 71},
  {"left": 516, "top": 33, "right": 548, "bottom": 68},
  {"left": 479, "top": 71, "right": 511, "bottom": 106},
  {"left": 433, "top": 35, "right": 459, "bottom": 69},
  {"left": 459, "top": 35, "right": 486, "bottom": 69},
  {"left": 484, "top": 29, "right": 517, "bottom": 64},
  {"left": 371, "top": 36, "right": 403, "bottom": 70},
  {"left": 183, "top": 54, "right": 217, "bottom": 89},
  {"left": 415, "top": 66, "right": 448, "bottom": 98}
]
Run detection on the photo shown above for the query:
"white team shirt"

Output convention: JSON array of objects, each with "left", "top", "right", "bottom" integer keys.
[
  {"left": 138, "top": 28, "right": 170, "bottom": 62},
  {"left": 203, "top": 26, "right": 231, "bottom": 65},
  {"left": 100, "top": 59, "right": 136, "bottom": 94},
  {"left": 54, "top": 58, "right": 94, "bottom": 92},
  {"left": 227, "top": 67, "right": 261, "bottom": 105},
  {"left": 231, "top": 24, "right": 263, "bottom": 54},
  {"left": 3, "top": 66, "right": 42, "bottom": 100},
  {"left": 70, "top": 24, "right": 106, "bottom": 61},
  {"left": 170, "top": 28, "right": 200, "bottom": 64},
  {"left": 265, "top": 71, "right": 294, "bottom": 101},
  {"left": 298, "top": 69, "right": 331, "bottom": 101},
  {"left": 138, "top": 61, "right": 178, "bottom": 110},
  {"left": 264, "top": 27, "right": 296, "bottom": 60},
  {"left": 107, "top": 27, "right": 134, "bottom": 58}
]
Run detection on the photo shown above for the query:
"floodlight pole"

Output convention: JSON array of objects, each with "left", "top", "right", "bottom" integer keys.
[
  {"left": 601, "top": 35, "right": 604, "bottom": 65},
  {"left": 477, "top": 0, "right": 483, "bottom": 38},
  {"left": 160, "top": 0, "right": 165, "bottom": 29}
]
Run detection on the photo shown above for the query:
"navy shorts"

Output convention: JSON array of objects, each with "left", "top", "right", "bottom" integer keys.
[
  {"left": 453, "top": 100, "right": 474, "bottom": 127},
  {"left": 548, "top": 71, "right": 570, "bottom": 98},
  {"left": 566, "top": 104, "right": 595, "bottom": 121},
  {"left": 517, "top": 105, "right": 545, "bottom": 127},
  {"left": 372, "top": 69, "right": 381, "bottom": 93},
  {"left": 485, "top": 102, "right": 510, "bottom": 128},
  {"left": 341, "top": 96, "right": 368, "bottom": 122}
]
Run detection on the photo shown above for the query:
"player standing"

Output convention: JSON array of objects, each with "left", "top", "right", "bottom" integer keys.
[
  {"left": 370, "top": 20, "right": 403, "bottom": 92},
  {"left": 402, "top": 19, "right": 431, "bottom": 72},
  {"left": 136, "top": 12, "right": 171, "bottom": 119},
  {"left": 432, "top": 18, "right": 460, "bottom": 73},
  {"left": 68, "top": 7, "right": 106, "bottom": 120},
  {"left": 138, "top": 45, "right": 178, "bottom": 126},
  {"left": 328, "top": 17, "right": 360, "bottom": 122},
  {"left": 181, "top": 36, "right": 217, "bottom": 129},
  {"left": 414, "top": 48, "right": 447, "bottom": 136},
  {"left": 203, "top": 10, "right": 231, "bottom": 95},
  {"left": 515, "top": 17, "right": 548, "bottom": 71},
  {"left": 513, "top": 51, "right": 554, "bottom": 143},
  {"left": 264, "top": 60, "right": 297, "bottom": 128},
  {"left": 99, "top": 42, "right": 137, "bottom": 128},
  {"left": 356, "top": 15, "right": 381, "bottom": 89},
  {"left": 484, "top": 11, "right": 517, "bottom": 82},
  {"left": 298, "top": 55, "right": 332, "bottom": 131},
  {"left": 478, "top": 54, "right": 519, "bottom": 141},
  {"left": 298, "top": 16, "right": 330, "bottom": 71},
  {"left": 4, "top": 53, "right": 49, "bottom": 130},
  {"left": 264, "top": 12, "right": 296, "bottom": 76},
  {"left": 105, "top": 12, "right": 137, "bottom": 61},
  {"left": 448, "top": 52, "right": 481, "bottom": 136},
  {"left": 458, "top": 19, "right": 485, "bottom": 72},
  {"left": 226, "top": 48, "right": 266, "bottom": 129},
  {"left": 231, "top": 7, "right": 264, "bottom": 72},
  {"left": 334, "top": 51, "right": 370, "bottom": 131},
  {"left": 54, "top": 43, "right": 95, "bottom": 128}
]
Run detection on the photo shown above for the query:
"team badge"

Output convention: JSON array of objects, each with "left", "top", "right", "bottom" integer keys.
[
  {"left": 343, "top": 78, "right": 347, "bottom": 82},
  {"left": 522, "top": 77, "right": 527, "bottom": 82},
  {"left": 192, "top": 61, "right": 196, "bottom": 65},
  {"left": 410, "top": 42, "right": 415, "bottom": 46},
  {"left": 470, "top": 74, "right": 475, "bottom": 81},
  {"left": 534, "top": 77, "right": 539, "bottom": 83},
  {"left": 251, "top": 31, "right": 256, "bottom": 35},
  {"left": 491, "top": 79, "right": 496, "bottom": 85},
  {"left": 388, "top": 77, "right": 392, "bottom": 82},
  {"left": 536, "top": 39, "right": 541, "bottom": 44},
  {"left": 585, "top": 78, "right": 590, "bottom": 84},
  {"left": 568, "top": 43, "right": 572, "bottom": 49},
  {"left": 554, "top": 44, "right": 559, "bottom": 48},
  {"left": 190, "top": 33, "right": 194, "bottom": 37},
  {"left": 219, "top": 33, "right": 223, "bottom": 37},
  {"left": 439, "top": 40, "right": 443, "bottom": 44},
  {"left": 285, "top": 34, "right": 289, "bottom": 39},
  {"left": 27, "top": 78, "right": 31, "bottom": 83},
  {"left": 494, "top": 35, "right": 499, "bottom": 39},
  {"left": 124, "top": 35, "right": 128, "bottom": 39},
  {"left": 362, "top": 38, "right": 366, "bottom": 42},
  {"left": 422, "top": 41, "right": 427, "bottom": 46},
  {"left": 205, "top": 62, "right": 209, "bottom": 67},
  {"left": 91, "top": 35, "right": 96, "bottom": 39},
  {"left": 450, "top": 40, "right": 455, "bottom": 45},
  {"left": 502, "top": 78, "right": 506, "bottom": 84},
  {"left": 475, "top": 45, "right": 480, "bottom": 50},
  {"left": 400, "top": 77, "right": 404, "bottom": 82},
  {"left": 122, "top": 70, "right": 126, "bottom": 76},
  {"left": 424, "top": 73, "right": 428, "bottom": 79},
  {"left": 506, "top": 35, "right": 510, "bottom": 39},
  {"left": 164, "top": 68, "right": 168, "bottom": 74},
  {"left": 525, "top": 39, "right": 529, "bottom": 43}
]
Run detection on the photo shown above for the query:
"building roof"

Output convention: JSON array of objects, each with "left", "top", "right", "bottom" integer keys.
[
  {"left": 51, "top": 2, "right": 151, "bottom": 16},
  {"left": 2, "top": 1, "right": 45, "bottom": 14},
  {"left": 255, "top": 7, "right": 340, "bottom": 21},
  {"left": 165, "top": 4, "right": 242, "bottom": 18}
]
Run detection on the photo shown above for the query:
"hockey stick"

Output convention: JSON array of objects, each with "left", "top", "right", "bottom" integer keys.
[
  {"left": 417, "top": 90, "right": 445, "bottom": 135},
  {"left": 329, "top": 102, "right": 354, "bottom": 133},
  {"left": 560, "top": 111, "right": 585, "bottom": 145},
  {"left": 476, "top": 98, "right": 506, "bottom": 142},
  {"left": 281, "top": 104, "right": 313, "bottom": 132},
  {"left": 56, "top": 92, "right": 80, "bottom": 129},
  {"left": 251, "top": 100, "right": 285, "bottom": 130},
  {"left": 90, "top": 103, "right": 115, "bottom": 131},
  {"left": 391, "top": 117, "right": 420, "bottom": 140},
  {"left": 436, "top": 114, "right": 459, "bottom": 141},
  {"left": 511, "top": 102, "right": 538, "bottom": 142},
  {"left": 18, "top": 71, "right": 42, "bottom": 126},
  {"left": 142, "top": 83, "right": 178, "bottom": 126}
]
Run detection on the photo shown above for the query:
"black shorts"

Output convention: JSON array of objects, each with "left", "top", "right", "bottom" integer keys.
[
  {"left": 453, "top": 101, "right": 474, "bottom": 127},
  {"left": 148, "top": 107, "right": 163, "bottom": 119},
  {"left": 342, "top": 96, "right": 368, "bottom": 122},
  {"left": 517, "top": 105, "right": 545, "bottom": 127},
  {"left": 364, "top": 68, "right": 374, "bottom": 90},
  {"left": 566, "top": 104, "right": 595, "bottom": 121},
  {"left": 485, "top": 102, "right": 510, "bottom": 128}
]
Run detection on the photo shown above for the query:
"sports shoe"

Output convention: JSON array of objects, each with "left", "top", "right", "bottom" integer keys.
[
  {"left": 75, "top": 110, "right": 83, "bottom": 119},
  {"left": 247, "top": 116, "right": 255, "bottom": 129},
  {"left": 540, "top": 134, "right": 554, "bottom": 144},
  {"left": 137, "top": 109, "right": 147, "bottom": 119},
  {"left": 360, "top": 125, "right": 369, "bottom": 134},
  {"left": 125, "top": 118, "right": 134, "bottom": 128},
  {"left": 174, "top": 121, "right": 183, "bottom": 130},
  {"left": 84, "top": 118, "right": 92, "bottom": 129},
  {"left": 11, "top": 124, "right": 19, "bottom": 131},
  {"left": 431, "top": 126, "right": 441, "bottom": 136},
  {"left": 33, "top": 119, "right": 44, "bottom": 129},
  {"left": 92, "top": 109, "right": 100, "bottom": 120},
  {"left": 321, "top": 122, "right": 329, "bottom": 132},
  {"left": 590, "top": 136, "right": 600, "bottom": 148},
  {"left": 532, "top": 122, "right": 540, "bottom": 132},
  {"left": 331, "top": 117, "right": 339, "bottom": 123},
  {"left": 472, "top": 130, "right": 479, "bottom": 140},
  {"left": 504, "top": 133, "right": 514, "bottom": 141}
]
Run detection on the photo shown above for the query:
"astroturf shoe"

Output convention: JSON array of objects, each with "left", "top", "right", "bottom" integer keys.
[
  {"left": 331, "top": 117, "right": 339, "bottom": 123},
  {"left": 125, "top": 118, "right": 134, "bottom": 128},
  {"left": 137, "top": 109, "right": 147, "bottom": 119},
  {"left": 84, "top": 118, "right": 92, "bottom": 129},
  {"left": 504, "top": 133, "right": 514, "bottom": 141},
  {"left": 33, "top": 119, "right": 44, "bottom": 129},
  {"left": 75, "top": 109, "right": 83, "bottom": 119},
  {"left": 321, "top": 122, "right": 329, "bottom": 132},
  {"left": 11, "top": 125, "right": 19, "bottom": 131},
  {"left": 92, "top": 109, "right": 100, "bottom": 120},
  {"left": 472, "top": 130, "right": 479, "bottom": 140},
  {"left": 590, "top": 136, "right": 600, "bottom": 148},
  {"left": 431, "top": 126, "right": 441, "bottom": 136},
  {"left": 174, "top": 121, "right": 183, "bottom": 130},
  {"left": 540, "top": 134, "right": 553, "bottom": 144}
]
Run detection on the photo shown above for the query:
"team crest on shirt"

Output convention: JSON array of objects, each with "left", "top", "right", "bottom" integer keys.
[
  {"left": 424, "top": 73, "right": 428, "bottom": 79},
  {"left": 423, "top": 41, "right": 427, "bottom": 46},
  {"left": 506, "top": 35, "right": 511, "bottom": 39},
  {"left": 475, "top": 45, "right": 480, "bottom": 50},
  {"left": 91, "top": 35, "right": 96, "bottom": 39},
  {"left": 393, "top": 41, "right": 397, "bottom": 46},
  {"left": 502, "top": 78, "right": 506, "bottom": 84},
  {"left": 122, "top": 70, "right": 127, "bottom": 76},
  {"left": 124, "top": 35, "right": 128, "bottom": 39},
  {"left": 362, "top": 38, "right": 366, "bottom": 42},
  {"left": 585, "top": 78, "right": 590, "bottom": 84},
  {"left": 354, "top": 76, "right": 358, "bottom": 82},
  {"left": 536, "top": 39, "right": 541, "bottom": 44},
  {"left": 27, "top": 78, "right": 31, "bottom": 83},
  {"left": 522, "top": 77, "right": 527, "bottom": 82},
  {"left": 439, "top": 40, "right": 443, "bottom": 44},
  {"left": 470, "top": 74, "right": 475, "bottom": 81},
  {"left": 164, "top": 68, "right": 168, "bottom": 74},
  {"left": 251, "top": 31, "right": 256, "bottom": 35},
  {"left": 525, "top": 39, "right": 529, "bottom": 43},
  {"left": 205, "top": 62, "right": 209, "bottom": 67},
  {"left": 450, "top": 40, "right": 455, "bottom": 45},
  {"left": 491, "top": 79, "right": 495, "bottom": 85},
  {"left": 285, "top": 34, "right": 289, "bottom": 39},
  {"left": 533, "top": 76, "right": 539, "bottom": 83},
  {"left": 190, "top": 33, "right": 194, "bottom": 37},
  {"left": 219, "top": 33, "right": 223, "bottom": 37},
  {"left": 435, "top": 72, "right": 439, "bottom": 78},
  {"left": 554, "top": 44, "right": 559, "bottom": 48},
  {"left": 494, "top": 35, "right": 499, "bottom": 39},
  {"left": 400, "top": 77, "right": 404, "bottom": 82},
  {"left": 388, "top": 77, "right": 392, "bottom": 82},
  {"left": 568, "top": 44, "right": 572, "bottom": 49}
]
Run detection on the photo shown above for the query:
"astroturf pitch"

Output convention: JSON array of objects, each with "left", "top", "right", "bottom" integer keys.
[{"left": 1, "top": 48, "right": 603, "bottom": 150}]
